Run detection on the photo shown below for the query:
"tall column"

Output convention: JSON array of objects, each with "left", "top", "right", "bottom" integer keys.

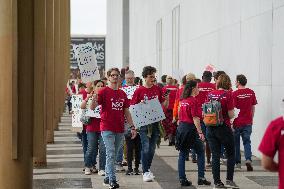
[
  {"left": 46, "top": 0, "right": 55, "bottom": 143},
  {"left": 54, "top": 0, "right": 61, "bottom": 130},
  {"left": 33, "top": 0, "right": 47, "bottom": 167},
  {"left": 0, "top": 0, "right": 34, "bottom": 188}
]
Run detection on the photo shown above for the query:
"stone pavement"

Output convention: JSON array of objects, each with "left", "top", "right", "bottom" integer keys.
[{"left": 33, "top": 113, "right": 279, "bottom": 189}]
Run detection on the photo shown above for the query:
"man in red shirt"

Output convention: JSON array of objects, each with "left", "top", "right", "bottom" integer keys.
[
  {"left": 131, "top": 66, "right": 169, "bottom": 182},
  {"left": 233, "top": 74, "right": 257, "bottom": 171},
  {"left": 162, "top": 75, "right": 178, "bottom": 146},
  {"left": 259, "top": 115, "right": 284, "bottom": 189},
  {"left": 195, "top": 71, "right": 216, "bottom": 167},
  {"left": 91, "top": 68, "right": 137, "bottom": 189}
]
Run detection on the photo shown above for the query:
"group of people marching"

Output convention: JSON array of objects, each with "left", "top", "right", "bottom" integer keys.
[{"left": 66, "top": 66, "right": 260, "bottom": 189}]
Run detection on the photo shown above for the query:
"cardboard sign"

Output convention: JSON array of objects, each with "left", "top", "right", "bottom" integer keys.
[{"left": 129, "top": 98, "right": 166, "bottom": 128}]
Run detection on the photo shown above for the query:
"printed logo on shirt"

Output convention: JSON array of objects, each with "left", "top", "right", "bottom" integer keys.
[
  {"left": 199, "top": 87, "right": 214, "bottom": 92},
  {"left": 281, "top": 130, "right": 284, "bottom": 136},
  {"left": 236, "top": 93, "right": 253, "bottom": 99},
  {"left": 111, "top": 98, "right": 125, "bottom": 111}
]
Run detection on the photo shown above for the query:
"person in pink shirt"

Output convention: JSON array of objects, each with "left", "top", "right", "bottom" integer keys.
[
  {"left": 90, "top": 68, "right": 137, "bottom": 189},
  {"left": 176, "top": 80, "right": 211, "bottom": 187},
  {"left": 162, "top": 75, "right": 178, "bottom": 146},
  {"left": 233, "top": 74, "right": 257, "bottom": 171},
  {"left": 259, "top": 112, "right": 284, "bottom": 189}
]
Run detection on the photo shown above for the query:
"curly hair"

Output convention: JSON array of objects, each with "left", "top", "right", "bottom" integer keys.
[
  {"left": 142, "top": 66, "right": 156, "bottom": 78},
  {"left": 106, "top": 68, "right": 120, "bottom": 77}
]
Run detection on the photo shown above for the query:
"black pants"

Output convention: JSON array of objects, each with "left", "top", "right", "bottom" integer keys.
[
  {"left": 207, "top": 125, "right": 235, "bottom": 184},
  {"left": 125, "top": 134, "right": 141, "bottom": 170}
]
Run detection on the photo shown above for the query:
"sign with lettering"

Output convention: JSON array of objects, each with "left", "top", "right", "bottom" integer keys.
[{"left": 73, "top": 43, "right": 100, "bottom": 83}]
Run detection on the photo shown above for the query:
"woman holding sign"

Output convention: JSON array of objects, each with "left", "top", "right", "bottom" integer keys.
[
  {"left": 131, "top": 66, "right": 169, "bottom": 182},
  {"left": 80, "top": 80, "right": 106, "bottom": 176},
  {"left": 176, "top": 80, "right": 211, "bottom": 187}
]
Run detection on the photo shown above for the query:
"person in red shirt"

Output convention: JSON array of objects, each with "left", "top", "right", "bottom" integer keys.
[
  {"left": 259, "top": 115, "right": 284, "bottom": 189},
  {"left": 195, "top": 71, "right": 216, "bottom": 167},
  {"left": 90, "top": 68, "right": 137, "bottom": 189},
  {"left": 162, "top": 75, "right": 178, "bottom": 146},
  {"left": 131, "top": 66, "right": 169, "bottom": 182},
  {"left": 206, "top": 74, "right": 239, "bottom": 189},
  {"left": 176, "top": 80, "right": 211, "bottom": 187},
  {"left": 81, "top": 80, "right": 106, "bottom": 176},
  {"left": 78, "top": 81, "right": 93, "bottom": 163},
  {"left": 233, "top": 74, "right": 257, "bottom": 171}
]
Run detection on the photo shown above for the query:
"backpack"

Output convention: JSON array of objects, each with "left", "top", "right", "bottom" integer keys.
[{"left": 202, "top": 93, "right": 226, "bottom": 126}]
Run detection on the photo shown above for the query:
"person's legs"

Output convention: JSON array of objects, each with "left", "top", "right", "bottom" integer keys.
[
  {"left": 98, "top": 134, "right": 106, "bottom": 171},
  {"left": 193, "top": 138, "right": 205, "bottom": 179},
  {"left": 147, "top": 123, "right": 160, "bottom": 171},
  {"left": 101, "top": 131, "right": 116, "bottom": 182},
  {"left": 134, "top": 134, "right": 141, "bottom": 170},
  {"left": 218, "top": 126, "right": 235, "bottom": 181},
  {"left": 84, "top": 132, "right": 99, "bottom": 174},
  {"left": 178, "top": 148, "right": 190, "bottom": 180},
  {"left": 234, "top": 127, "right": 241, "bottom": 164},
  {"left": 139, "top": 125, "right": 150, "bottom": 173},
  {"left": 81, "top": 128, "right": 88, "bottom": 161},
  {"left": 125, "top": 136, "right": 134, "bottom": 172},
  {"left": 207, "top": 127, "right": 222, "bottom": 184},
  {"left": 241, "top": 125, "right": 252, "bottom": 161}
]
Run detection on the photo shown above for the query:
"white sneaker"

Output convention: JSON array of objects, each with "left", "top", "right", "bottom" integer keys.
[
  {"left": 84, "top": 167, "right": 91, "bottom": 175},
  {"left": 98, "top": 170, "right": 105, "bottom": 176},
  {"left": 143, "top": 172, "right": 153, "bottom": 182},
  {"left": 148, "top": 170, "right": 155, "bottom": 179},
  {"left": 116, "top": 164, "right": 125, "bottom": 172},
  {"left": 235, "top": 163, "right": 241, "bottom": 170}
]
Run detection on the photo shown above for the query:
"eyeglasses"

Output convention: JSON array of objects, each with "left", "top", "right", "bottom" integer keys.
[{"left": 110, "top": 74, "right": 119, "bottom": 77}]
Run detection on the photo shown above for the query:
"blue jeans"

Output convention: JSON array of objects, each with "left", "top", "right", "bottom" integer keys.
[
  {"left": 207, "top": 125, "right": 235, "bottom": 184},
  {"left": 116, "top": 139, "right": 124, "bottom": 163},
  {"left": 98, "top": 136, "right": 106, "bottom": 170},
  {"left": 234, "top": 125, "right": 252, "bottom": 163},
  {"left": 81, "top": 128, "right": 88, "bottom": 161},
  {"left": 139, "top": 122, "right": 160, "bottom": 173},
  {"left": 101, "top": 131, "right": 124, "bottom": 182},
  {"left": 178, "top": 123, "right": 205, "bottom": 180},
  {"left": 85, "top": 132, "right": 105, "bottom": 168},
  {"left": 191, "top": 122, "right": 207, "bottom": 160}
]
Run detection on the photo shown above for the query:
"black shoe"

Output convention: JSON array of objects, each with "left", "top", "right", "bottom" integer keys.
[
  {"left": 125, "top": 169, "right": 133, "bottom": 175},
  {"left": 192, "top": 159, "right": 197, "bottom": 163},
  {"left": 180, "top": 179, "right": 192, "bottom": 186},
  {"left": 109, "top": 181, "right": 120, "bottom": 189},
  {"left": 213, "top": 181, "right": 226, "bottom": 189},
  {"left": 103, "top": 177, "right": 109, "bottom": 186},
  {"left": 185, "top": 157, "right": 189, "bottom": 161},
  {"left": 134, "top": 168, "right": 140, "bottom": 175},
  {"left": 198, "top": 178, "right": 211, "bottom": 185}
]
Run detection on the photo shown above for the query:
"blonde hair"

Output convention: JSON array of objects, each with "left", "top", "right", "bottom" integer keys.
[{"left": 186, "top": 73, "right": 196, "bottom": 81}]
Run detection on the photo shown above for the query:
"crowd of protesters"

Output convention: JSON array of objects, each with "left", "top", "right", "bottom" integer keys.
[{"left": 65, "top": 65, "right": 283, "bottom": 189}]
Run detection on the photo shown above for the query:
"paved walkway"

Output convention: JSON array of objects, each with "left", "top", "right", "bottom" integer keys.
[{"left": 33, "top": 113, "right": 278, "bottom": 189}]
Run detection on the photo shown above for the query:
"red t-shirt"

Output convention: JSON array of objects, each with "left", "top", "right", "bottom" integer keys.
[
  {"left": 207, "top": 89, "right": 234, "bottom": 126},
  {"left": 162, "top": 85, "right": 178, "bottom": 109},
  {"left": 79, "top": 89, "right": 88, "bottom": 99},
  {"left": 131, "top": 85, "right": 164, "bottom": 104},
  {"left": 258, "top": 117, "right": 284, "bottom": 189},
  {"left": 71, "top": 85, "right": 76, "bottom": 94},
  {"left": 98, "top": 87, "right": 129, "bottom": 133},
  {"left": 179, "top": 96, "right": 200, "bottom": 124},
  {"left": 175, "top": 86, "right": 184, "bottom": 101},
  {"left": 233, "top": 88, "right": 257, "bottom": 127},
  {"left": 83, "top": 95, "right": 101, "bottom": 132}
]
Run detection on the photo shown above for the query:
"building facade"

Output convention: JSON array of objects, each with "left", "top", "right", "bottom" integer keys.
[{"left": 107, "top": 0, "right": 284, "bottom": 157}]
